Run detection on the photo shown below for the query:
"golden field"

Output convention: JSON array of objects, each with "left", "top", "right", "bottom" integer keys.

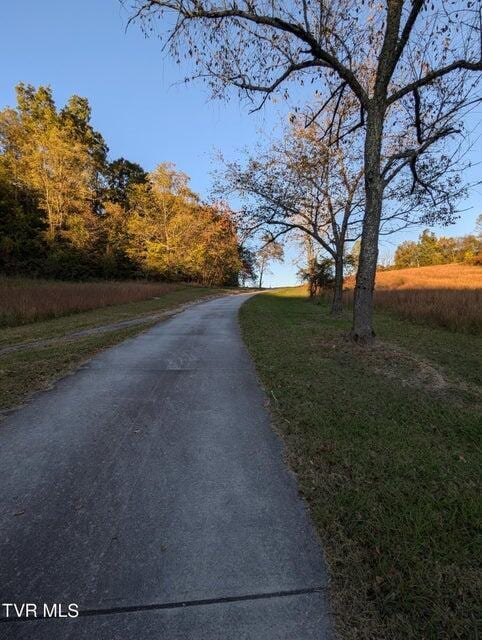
[
  {"left": 372, "top": 263, "right": 482, "bottom": 290},
  {"left": 0, "top": 278, "right": 181, "bottom": 326},
  {"left": 345, "top": 263, "right": 482, "bottom": 333}
]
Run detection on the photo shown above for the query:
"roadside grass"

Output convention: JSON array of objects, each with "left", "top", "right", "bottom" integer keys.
[
  {"left": 0, "top": 286, "right": 224, "bottom": 413},
  {"left": 0, "top": 325, "right": 157, "bottom": 414},
  {"left": 240, "top": 287, "right": 481, "bottom": 640},
  {"left": 0, "top": 286, "right": 222, "bottom": 349}
]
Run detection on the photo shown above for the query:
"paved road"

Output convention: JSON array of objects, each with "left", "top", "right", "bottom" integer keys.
[{"left": 0, "top": 294, "right": 331, "bottom": 639}]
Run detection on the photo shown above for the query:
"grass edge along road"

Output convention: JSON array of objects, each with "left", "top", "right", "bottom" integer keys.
[
  {"left": 240, "top": 288, "right": 481, "bottom": 640},
  {"left": 0, "top": 286, "right": 226, "bottom": 415}
]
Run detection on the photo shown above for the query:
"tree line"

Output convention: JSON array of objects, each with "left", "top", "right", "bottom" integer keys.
[
  {"left": 394, "top": 225, "right": 482, "bottom": 270},
  {"left": 0, "top": 84, "right": 244, "bottom": 286}
]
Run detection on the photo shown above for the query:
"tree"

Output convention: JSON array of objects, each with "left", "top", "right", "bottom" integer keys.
[
  {"left": 394, "top": 228, "right": 482, "bottom": 268},
  {"left": 476, "top": 214, "right": 482, "bottom": 236},
  {"left": 0, "top": 155, "right": 46, "bottom": 274},
  {"left": 394, "top": 240, "right": 419, "bottom": 269},
  {"left": 105, "top": 157, "right": 148, "bottom": 208},
  {"left": 60, "top": 94, "right": 109, "bottom": 216},
  {"left": 256, "top": 236, "right": 283, "bottom": 288},
  {"left": 345, "top": 239, "right": 361, "bottom": 276},
  {"left": 0, "top": 84, "right": 99, "bottom": 248},
  {"left": 127, "top": 163, "right": 197, "bottom": 277},
  {"left": 221, "top": 99, "right": 457, "bottom": 313},
  {"left": 221, "top": 108, "right": 364, "bottom": 313},
  {"left": 417, "top": 229, "right": 443, "bottom": 266},
  {"left": 237, "top": 245, "right": 257, "bottom": 286},
  {"left": 297, "top": 233, "right": 318, "bottom": 299},
  {"left": 129, "top": 0, "right": 482, "bottom": 343},
  {"left": 299, "top": 256, "right": 335, "bottom": 299},
  {"left": 126, "top": 163, "right": 241, "bottom": 284},
  {"left": 0, "top": 82, "right": 245, "bottom": 283}
]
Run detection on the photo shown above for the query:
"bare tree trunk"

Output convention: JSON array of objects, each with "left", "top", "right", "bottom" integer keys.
[
  {"left": 331, "top": 254, "right": 344, "bottom": 315},
  {"left": 258, "top": 261, "right": 265, "bottom": 288},
  {"left": 351, "top": 106, "right": 385, "bottom": 344}
]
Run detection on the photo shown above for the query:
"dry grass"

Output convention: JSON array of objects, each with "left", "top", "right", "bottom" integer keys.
[
  {"left": 372, "top": 288, "right": 482, "bottom": 333},
  {"left": 0, "top": 277, "right": 182, "bottom": 327},
  {"left": 344, "top": 264, "right": 482, "bottom": 333},
  {"left": 0, "top": 286, "right": 224, "bottom": 414},
  {"left": 372, "top": 263, "right": 482, "bottom": 290}
]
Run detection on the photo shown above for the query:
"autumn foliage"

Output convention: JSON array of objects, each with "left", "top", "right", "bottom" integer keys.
[
  {"left": 0, "top": 84, "right": 241, "bottom": 285},
  {"left": 394, "top": 229, "right": 481, "bottom": 269}
]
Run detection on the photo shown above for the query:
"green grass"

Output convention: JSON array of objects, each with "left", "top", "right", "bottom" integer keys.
[
  {"left": 240, "top": 287, "right": 481, "bottom": 640},
  {"left": 0, "top": 286, "right": 224, "bottom": 413},
  {"left": 0, "top": 325, "right": 158, "bottom": 414}
]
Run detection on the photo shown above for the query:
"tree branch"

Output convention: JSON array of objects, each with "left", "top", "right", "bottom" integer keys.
[
  {"left": 388, "top": 59, "right": 482, "bottom": 104},
  {"left": 134, "top": 0, "right": 370, "bottom": 106}
]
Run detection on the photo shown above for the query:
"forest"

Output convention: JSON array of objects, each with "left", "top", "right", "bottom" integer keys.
[{"left": 0, "top": 83, "right": 243, "bottom": 286}]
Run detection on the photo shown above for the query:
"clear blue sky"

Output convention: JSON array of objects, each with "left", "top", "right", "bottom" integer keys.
[{"left": 1, "top": 0, "right": 480, "bottom": 286}]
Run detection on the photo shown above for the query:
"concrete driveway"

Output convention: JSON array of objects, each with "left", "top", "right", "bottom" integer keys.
[{"left": 0, "top": 294, "right": 331, "bottom": 639}]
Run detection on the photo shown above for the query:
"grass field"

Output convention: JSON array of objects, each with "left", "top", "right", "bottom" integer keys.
[
  {"left": 373, "top": 263, "right": 482, "bottom": 290},
  {"left": 0, "top": 277, "right": 185, "bottom": 326},
  {"left": 0, "top": 285, "right": 224, "bottom": 414},
  {"left": 240, "top": 288, "right": 481, "bottom": 640},
  {"left": 344, "top": 264, "right": 482, "bottom": 333}
]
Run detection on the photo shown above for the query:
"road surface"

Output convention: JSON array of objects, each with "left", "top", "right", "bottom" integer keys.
[{"left": 0, "top": 294, "right": 331, "bottom": 639}]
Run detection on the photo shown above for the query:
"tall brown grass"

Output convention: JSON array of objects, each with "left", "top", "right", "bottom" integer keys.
[
  {"left": 0, "top": 277, "right": 182, "bottom": 327},
  {"left": 344, "top": 263, "right": 482, "bottom": 333}
]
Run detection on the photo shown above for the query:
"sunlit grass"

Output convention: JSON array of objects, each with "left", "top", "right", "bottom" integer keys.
[
  {"left": 373, "top": 263, "right": 482, "bottom": 290},
  {"left": 0, "top": 277, "right": 184, "bottom": 326},
  {"left": 343, "top": 264, "right": 482, "bottom": 333}
]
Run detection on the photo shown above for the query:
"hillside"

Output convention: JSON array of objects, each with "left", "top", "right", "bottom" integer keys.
[
  {"left": 344, "top": 263, "right": 482, "bottom": 291},
  {"left": 345, "top": 264, "right": 482, "bottom": 333},
  {"left": 373, "top": 263, "right": 482, "bottom": 290}
]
